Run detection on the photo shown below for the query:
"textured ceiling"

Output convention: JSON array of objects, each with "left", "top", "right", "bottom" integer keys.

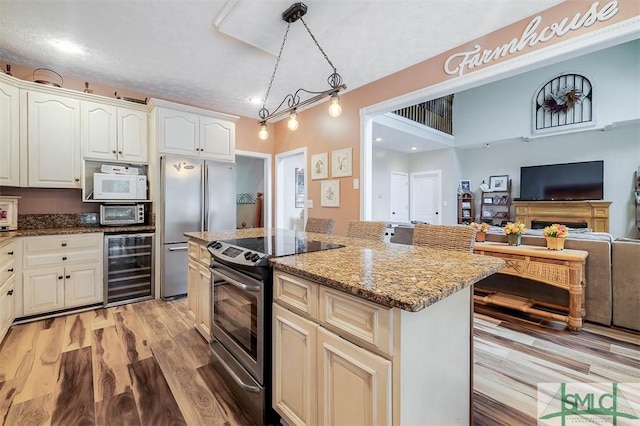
[{"left": 0, "top": 0, "right": 563, "bottom": 122}]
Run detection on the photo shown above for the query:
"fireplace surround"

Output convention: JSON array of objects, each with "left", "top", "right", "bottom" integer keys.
[{"left": 513, "top": 200, "right": 611, "bottom": 232}]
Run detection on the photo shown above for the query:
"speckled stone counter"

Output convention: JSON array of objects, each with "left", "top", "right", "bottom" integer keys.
[
  {"left": 16, "top": 225, "right": 155, "bottom": 237},
  {"left": 184, "top": 228, "right": 505, "bottom": 312}
]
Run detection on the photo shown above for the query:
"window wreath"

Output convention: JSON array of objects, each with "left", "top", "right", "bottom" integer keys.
[{"left": 542, "top": 86, "right": 583, "bottom": 113}]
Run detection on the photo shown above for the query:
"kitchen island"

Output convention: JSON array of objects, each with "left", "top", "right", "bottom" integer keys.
[{"left": 185, "top": 228, "right": 505, "bottom": 425}]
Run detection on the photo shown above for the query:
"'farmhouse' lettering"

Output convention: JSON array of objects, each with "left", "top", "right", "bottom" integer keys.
[{"left": 444, "top": 1, "right": 619, "bottom": 77}]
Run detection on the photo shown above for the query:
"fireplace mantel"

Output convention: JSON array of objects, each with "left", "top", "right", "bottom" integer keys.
[{"left": 513, "top": 200, "right": 612, "bottom": 232}]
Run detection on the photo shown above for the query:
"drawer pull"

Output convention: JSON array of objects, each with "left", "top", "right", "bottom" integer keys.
[
  {"left": 7, "top": 251, "right": 13, "bottom": 255},
  {"left": 7, "top": 290, "right": 13, "bottom": 296},
  {"left": 61, "top": 243, "right": 67, "bottom": 247},
  {"left": 7, "top": 268, "right": 13, "bottom": 273},
  {"left": 62, "top": 256, "right": 68, "bottom": 261},
  {"left": 66, "top": 275, "right": 71, "bottom": 279},
  {"left": 58, "top": 276, "right": 63, "bottom": 280}
]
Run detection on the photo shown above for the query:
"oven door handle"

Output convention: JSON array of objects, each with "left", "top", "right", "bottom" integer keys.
[{"left": 210, "top": 265, "right": 261, "bottom": 292}]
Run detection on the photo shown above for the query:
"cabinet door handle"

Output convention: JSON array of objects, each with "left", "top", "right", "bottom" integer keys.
[
  {"left": 66, "top": 275, "right": 71, "bottom": 279},
  {"left": 61, "top": 243, "right": 67, "bottom": 247},
  {"left": 75, "top": 178, "right": 80, "bottom": 182},
  {"left": 62, "top": 256, "right": 67, "bottom": 261},
  {"left": 7, "top": 251, "right": 13, "bottom": 255},
  {"left": 7, "top": 290, "right": 13, "bottom": 296},
  {"left": 112, "top": 150, "right": 117, "bottom": 154},
  {"left": 58, "top": 276, "right": 63, "bottom": 280},
  {"left": 7, "top": 268, "right": 13, "bottom": 273}
]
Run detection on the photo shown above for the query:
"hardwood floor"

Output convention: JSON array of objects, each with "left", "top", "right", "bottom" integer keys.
[{"left": 0, "top": 299, "right": 637, "bottom": 425}]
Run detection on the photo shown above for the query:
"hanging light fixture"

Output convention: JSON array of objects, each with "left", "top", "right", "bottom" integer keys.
[{"left": 257, "top": 2, "right": 347, "bottom": 140}]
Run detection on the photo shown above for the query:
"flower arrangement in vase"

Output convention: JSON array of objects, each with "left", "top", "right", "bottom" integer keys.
[
  {"left": 470, "top": 222, "right": 490, "bottom": 242},
  {"left": 543, "top": 223, "right": 568, "bottom": 250},
  {"left": 503, "top": 221, "right": 526, "bottom": 246}
]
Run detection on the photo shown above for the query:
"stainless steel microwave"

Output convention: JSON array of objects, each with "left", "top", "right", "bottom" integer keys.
[{"left": 100, "top": 204, "right": 145, "bottom": 226}]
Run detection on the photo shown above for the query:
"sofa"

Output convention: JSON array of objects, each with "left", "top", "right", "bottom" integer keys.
[{"left": 390, "top": 225, "right": 639, "bottom": 331}]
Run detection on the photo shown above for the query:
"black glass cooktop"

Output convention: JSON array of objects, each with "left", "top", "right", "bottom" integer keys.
[{"left": 220, "top": 236, "right": 343, "bottom": 258}]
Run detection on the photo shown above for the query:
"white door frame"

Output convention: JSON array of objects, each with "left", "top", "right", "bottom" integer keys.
[
  {"left": 236, "top": 149, "right": 273, "bottom": 228},
  {"left": 410, "top": 170, "right": 442, "bottom": 225},
  {"left": 275, "top": 147, "right": 307, "bottom": 229},
  {"left": 359, "top": 21, "right": 639, "bottom": 220}
]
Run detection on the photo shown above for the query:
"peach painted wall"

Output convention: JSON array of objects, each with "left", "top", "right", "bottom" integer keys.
[{"left": 272, "top": 0, "right": 638, "bottom": 236}]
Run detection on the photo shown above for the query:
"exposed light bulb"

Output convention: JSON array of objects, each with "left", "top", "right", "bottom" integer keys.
[
  {"left": 328, "top": 93, "right": 342, "bottom": 118},
  {"left": 287, "top": 112, "right": 299, "bottom": 131},
  {"left": 258, "top": 123, "right": 269, "bottom": 140}
]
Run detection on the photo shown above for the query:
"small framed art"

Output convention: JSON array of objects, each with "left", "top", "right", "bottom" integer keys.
[
  {"left": 489, "top": 175, "right": 509, "bottom": 191},
  {"left": 311, "top": 152, "right": 328, "bottom": 180},
  {"left": 321, "top": 180, "right": 340, "bottom": 207},
  {"left": 331, "top": 148, "right": 352, "bottom": 178},
  {"left": 459, "top": 180, "right": 471, "bottom": 192},
  {"left": 294, "top": 168, "right": 305, "bottom": 208}
]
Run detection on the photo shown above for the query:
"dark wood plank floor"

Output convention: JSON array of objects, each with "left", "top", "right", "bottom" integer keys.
[{"left": 0, "top": 299, "right": 637, "bottom": 425}]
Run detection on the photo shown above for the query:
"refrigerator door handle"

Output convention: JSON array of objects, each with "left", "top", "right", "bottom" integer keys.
[
  {"left": 203, "top": 163, "right": 208, "bottom": 231},
  {"left": 168, "top": 246, "right": 188, "bottom": 252}
]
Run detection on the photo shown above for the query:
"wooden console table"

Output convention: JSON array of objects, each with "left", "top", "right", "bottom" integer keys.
[{"left": 473, "top": 242, "right": 588, "bottom": 332}]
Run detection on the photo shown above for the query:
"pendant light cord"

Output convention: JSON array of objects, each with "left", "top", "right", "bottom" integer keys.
[{"left": 260, "top": 23, "right": 292, "bottom": 120}]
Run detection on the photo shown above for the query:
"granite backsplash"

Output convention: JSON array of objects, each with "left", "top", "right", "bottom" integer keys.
[{"left": 18, "top": 213, "right": 155, "bottom": 229}]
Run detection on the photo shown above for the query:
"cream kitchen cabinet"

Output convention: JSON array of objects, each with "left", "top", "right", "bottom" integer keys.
[
  {"left": 272, "top": 271, "right": 392, "bottom": 426},
  {"left": 149, "top": 98, "right": 237, "bottom": 162},
  {"left": 21, "top": 233, "right": 103, "bottom": 316},
  {"left": 26, "top": 90, "right": 82, "bottom": 188},
  {"left": 0, "top": 75, "right": 20, "bottom": 187},
  {"left": 187, "top": 240, "right": 212, "bottom": 339},
  {"left": 82, "top": 101, "right": 148, "bottom": 163},
  {"left": 0, "top": 238, "right": 16, "bottom": 343},
  {"left": 273, "top": 270, "right": 472, "bottom": 426}
]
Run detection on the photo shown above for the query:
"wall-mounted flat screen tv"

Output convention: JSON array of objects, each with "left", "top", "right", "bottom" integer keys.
[{"left": 518, "top": 160, "right": 604, "bottom": 201}]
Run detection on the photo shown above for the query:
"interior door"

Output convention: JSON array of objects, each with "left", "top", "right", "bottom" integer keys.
[
  {"left": 389, "top": 172, "right": 409, "bottom": 222},
  {"left": 410, "top": 171, "right": 441, "bottom": 225}
]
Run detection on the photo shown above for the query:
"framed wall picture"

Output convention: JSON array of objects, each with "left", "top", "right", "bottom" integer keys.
[
  {"left": 483, "top": 197, "right": 493, "bottom": 204},
  {"left": 311, "top": 152, "right": 328, "bottom": 180},
  {"left": 321, "top": 180, "right": 340, "bottom": 207},
  {"left": 331, "top": 148, "right": 352, "bottom": 178},
  {"left": 489, "top": 175, "right": 509, "bottom": 191},
  {"left": 459, "top": 180, "right": 471, "bottom": 192},
  {"left": 294, "top": 168, "right": 305, "bottom": 208},
  {"left": 482, "top": 209, "right": 493, "bottom": 218}
]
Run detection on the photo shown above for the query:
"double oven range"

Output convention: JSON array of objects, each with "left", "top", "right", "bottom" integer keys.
[{"left": 207, "top": 235, "right": 343, "bottom": 425}]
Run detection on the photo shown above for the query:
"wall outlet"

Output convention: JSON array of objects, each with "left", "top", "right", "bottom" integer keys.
[
  {"left": 306, "top": 199, "right": 313, "bottom": 208},
  {"left": 353, "top": 178, "right": 359, "bottom": 189}
]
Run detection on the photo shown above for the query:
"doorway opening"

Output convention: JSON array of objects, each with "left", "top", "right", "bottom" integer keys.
[
  {"left": 236, "top": 150, "right": 272, "bottom": 229},
  {"left": 275, "top": 147, "right": 307, "bottom": 231}
]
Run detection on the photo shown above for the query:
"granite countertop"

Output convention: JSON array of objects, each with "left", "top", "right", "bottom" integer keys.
[
  {"left": 185, "top": 228, "right": 505, "bottom": 312},
  {"left": 1, "top": 225, "right": 156, "bottom": 239}
]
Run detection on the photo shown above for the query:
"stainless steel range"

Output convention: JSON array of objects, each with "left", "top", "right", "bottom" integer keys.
[{"left": 207, "top": 235, "right": 343, "bottom": 425}]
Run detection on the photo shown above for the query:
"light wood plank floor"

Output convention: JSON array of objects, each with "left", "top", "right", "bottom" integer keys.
[{"left": 0, "top": 299, "right": 637, "bottom": 425}]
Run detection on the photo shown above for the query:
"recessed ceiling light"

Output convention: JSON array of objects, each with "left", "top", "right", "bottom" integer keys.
[
  {"left": 375, "top": 137, "right": 382, "bottom": 142},
  {"left": 49, "top": 39, "right": 84, "bottom": 55},
  {"left": 411, "top": 147, "right": 417, "bottom": 151},
  {"left": 249, "top": 97, "right": 262, "bottom": 105}
]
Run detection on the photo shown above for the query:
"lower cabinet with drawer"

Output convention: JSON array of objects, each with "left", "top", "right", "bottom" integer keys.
[
  {"left": 272, "top": 270, "right": 473, "bottom": 426},
  {"left": 0, "top": 238, "right": 17, "bottom": 343},
  {"left": 21, "top": 233, "right": 103, "bottom": 317}
]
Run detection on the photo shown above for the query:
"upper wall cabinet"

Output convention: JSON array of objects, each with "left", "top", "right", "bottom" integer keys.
[
  {"left": 26, "top": 91, "right": 82, "bottom": 189},
  {"left": 0, "top": 76, "right": 20, "bottom": 187},
  {"left": 82, "top": 101, "right": 148, "bottom": 164},
  {"left": 149, "top": 98, "right": 238, "bottom": 162}
]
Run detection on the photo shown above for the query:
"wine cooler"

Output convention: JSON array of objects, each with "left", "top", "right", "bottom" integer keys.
[{"left": 104, "top": 232, "right": 155, "bottom": 306}]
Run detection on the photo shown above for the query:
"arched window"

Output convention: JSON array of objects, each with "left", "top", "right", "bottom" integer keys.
[{"left": 533, "top": 73, "right": 593, "bottom": 133}]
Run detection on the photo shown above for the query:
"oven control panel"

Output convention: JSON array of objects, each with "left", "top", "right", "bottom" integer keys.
[{"left": 207, "top": 241, "right": 269, "bottom": 268}]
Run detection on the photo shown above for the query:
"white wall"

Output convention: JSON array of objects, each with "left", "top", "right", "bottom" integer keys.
[
  {"left": 236, "top": 155, "right": 264, "bottom": 197},
  {"left": 371, "top": 147, "right": 410, "bottom": 221},
  {"left": 453, "top": 40, "right": 640, "bottom": 147}
]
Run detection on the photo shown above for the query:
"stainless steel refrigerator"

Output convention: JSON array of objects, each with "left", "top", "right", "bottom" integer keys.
[{"left": 160, "top": 155, "right": 236, "bottom": 298}]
